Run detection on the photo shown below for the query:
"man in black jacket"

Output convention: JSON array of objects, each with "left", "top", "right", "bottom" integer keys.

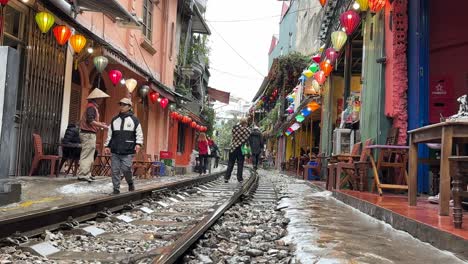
[
  {"left": 249, "top": 126, "right": 264, "bottom": 170},
  {"left": 104, "top": 98, "right": 144, "bottom": 194}
]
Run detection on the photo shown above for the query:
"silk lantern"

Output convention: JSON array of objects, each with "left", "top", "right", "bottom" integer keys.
[
  {"left": 295, "top": 115, "right": 305, "bottom": 123},
  {"left": 69, "top": 34, "right": 87, "bottom": 53},
  {"left": 325, "top": 48, "right": 339, "bottom": 63},
  {"left": 149, "top": 91, "right": 159, "bottom": 103},
  {"left": 331, "top": 31, "right": 347, "bottom": 51},
  {"left": 196, "top": 125, "right": 201, "bottom": 131},
  {"left": 301, "top": 108, "right": 311, "bottom": 117},
  {"left": 191, "top": 121, "right": 197, "bottom": 128},
  {"left": 340, "top": 10, "right": 360, "bottom": 35},
  {"left": 291, "top": 123, "right": 301, "bottom": 131},
  {"left": 314, "top": 71, "right": 326, "bottom": 85},
  {"left": 139, "top": 85, "right": 150, "bottom": 98},
  {"left": 320, "top": 60, "right": 333, "bottom": 76},
  {"left": 93, "top": 56, "right": 108, "bottom": 73},
  {"left": 303, "top": 70, "right": 314, "bottom": 78},
  {"left": 0, "top": 0, "right": 9, "bottom": 5},
  {"left": 318, "top": 0, "right": 326, "bottom": 7},
  {"left": 308, "top": 101, "right": 320, "bottom": 112},
  {"left": 356, "top": 0, "right": 369, "bottom": 11},
  {"left": 53, "top": 26, "right": 72, "bottom": 45},
  {"left": 309, "top": 63, "right": 320, "bottom": 73},
  {"left": 369, "top": 0, "right": 385, "bottom": 13},
  {"left": 312, "top": 54, "right": 321, "bottom": 64},
  {"left": 160, "top": 98, "right": 169, "bottom": 109},
  {"left": 108, "top": 70, "right": 122, "bottom": 86},
  {"left": 35, "top": 12, "right": 55, "bottom": 33},
  {"left": 125, "top": 78, "right": 138, "bottom": 93},
  {"left": 312, "top": 80, "right": 321, "bottom": 93}
]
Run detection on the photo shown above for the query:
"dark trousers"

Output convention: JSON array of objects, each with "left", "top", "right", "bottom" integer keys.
[
  {"left": 225, "top": 147, "right": 245, "bottom": 182},
  {"left": 252, "top": 153, "right": 260, "bottom": 169},
  {"left": 214, "top": 157, "right": 219, "bottom": 168},
  {"left": 199, "top": 154, "right": 208, "bottom": 174}
]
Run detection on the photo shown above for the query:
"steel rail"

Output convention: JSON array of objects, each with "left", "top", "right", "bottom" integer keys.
[
  {"left": 0, "top": 172, "right": 224, "bottom": 239},
  {"left": 145, "top": 169, "right": 258, "bottom": 264}
]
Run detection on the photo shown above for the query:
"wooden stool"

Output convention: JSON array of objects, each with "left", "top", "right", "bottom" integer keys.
[{"left": 449, "top": 156, "right": 468, "bottom": 229}]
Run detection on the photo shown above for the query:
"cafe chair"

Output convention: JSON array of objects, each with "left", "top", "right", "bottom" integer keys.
[{"left": 29, "top": 133, "right": 60, "bottom": 177}]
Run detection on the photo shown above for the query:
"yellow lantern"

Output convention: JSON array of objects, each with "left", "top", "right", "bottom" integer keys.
[
  {"left": 356, "top": 0, "right": 369, "bottom": 11},
  {"left": 312, "top": 80, "right": 321, "bottom": 93},
  {"left": 303, "top": 70, "right": 314, "bottom": 78},
  {"left": 307, "top": 101, "right": 321, "bottom": 112},
  {"left": 69, "top": 34, "right": 87, "bottom": 53},
  {"left": 35, "top": 11, "right": 55, "bottom": 33},
  {"left": 125, "top": 78, "right": 138, "bottom": 93},
  {"left": 331, "top": 31, "right": 348, "bottom": 51}
]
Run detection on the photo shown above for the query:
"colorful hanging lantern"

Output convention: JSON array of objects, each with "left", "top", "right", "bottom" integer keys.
[
  {"left": 69, "top": 34, "right": 87, "bottom": 53},
  {"left": 312, "top": 80, "right": 321, "bottom": 93},
  {"left": 295, "top": 115, "right": 305, "bottom": 123},
  {"left": 308, "top": 63, "right": 320, "bottom": 73},
  {"left": 369, "top": 0, "right": 385, "bottom": 13},
  {"left": 356, "top": 0, "right": 369, "bottom": 11},
  {"left": 303, "top": 70, "right": 314, "bottom": 78},
  {"left": 307, "top": 101, "right": 321, "bottom": 112},
  {"left": 301, "top": 108, "right": 311, "bottom": 117},
  {"left": 0, "top": 0, "right": 9, "bottom": 6},
  {"left": 177, "top": 114, "right": 184, "bottom": 121},
  {"left": 93, "top": 56, "right": 108, "bottom": 73},
  {"left": 318, "top": 0, "right": 326, "bottom": 7},
  {"left": 35, "top": 12, "right": 55, "bottom": 33},
  {"left": 340, "top": 10, "right": 361, "bottom": 35},
  {"left": 312, "top": 54, "right": 321, "bottom": 64},
  {"left": 331, "top": 31, "right": 348, "bottom": 51},
  {"left": 325, "top": 48, "right": 339, "bottom": 63},
  {"left": 108, "top": 70, "right": 122, "bottom": 86},
  {"left": 149, "top": 91, "right": 159, "bottom": 104},
  {"left": 191, "top": 121, "right": 197, "bottom": 128},
  {"left": 320, "top": 60, "right": 333, "bottom": 77},
  {"left": 314, "top": 71, "right": 326, "bottom": 85},
  {"left": 125, "top": 78, "right": 138, "bottom": 93},
  {"left": 195, "top": 125, "right": 201, "bottom": 131},
  {"left": 160, "top": 98, "right": 169, "bottom": 109},
  {"left": 291, "top": 123, "right": 301, "bottom": 131},
  {"left": 287, "top": 127, "right": 294, "bottom": 133},
  {"left": 139, "top": 85, "right": 150, "bottom": 98},
  {"left": 53, "top": 26, "right": 72, "bottom": 45}
]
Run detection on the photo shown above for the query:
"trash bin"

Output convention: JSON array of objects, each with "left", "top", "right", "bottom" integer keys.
[{"left": 307, "top": 161, "right": 320, "bottom": 181}]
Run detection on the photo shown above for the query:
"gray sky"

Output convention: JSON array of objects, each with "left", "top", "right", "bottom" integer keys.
[{"left": 205, "top": 0, "right": 284, "bottom": 102}]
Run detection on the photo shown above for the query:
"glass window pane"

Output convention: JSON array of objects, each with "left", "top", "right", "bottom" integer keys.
[{"left": 4, "top": 6, "right": 21, "bottom": 38}]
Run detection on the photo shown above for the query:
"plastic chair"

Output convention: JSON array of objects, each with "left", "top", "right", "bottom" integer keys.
[{"left": 29, "top": 134, "right": 60, "bottom": 177}]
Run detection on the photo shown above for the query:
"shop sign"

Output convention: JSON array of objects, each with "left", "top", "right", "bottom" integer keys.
[
  {"left": 160, "top": 151, "right": 173, "bottom": 159},
  {"left": 430, "top": 76, "right": 453, "bottom": 98}
]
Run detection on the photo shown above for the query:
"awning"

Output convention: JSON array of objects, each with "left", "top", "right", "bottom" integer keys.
[
  {"left": 252, "top": 77, "right": 269, "bottom": 102},
  {"left": 207, "top": 87, "right": 230, "bottom": 104},
  {"left": 192, "top": 4, "right": 211, "bottom": 35}
]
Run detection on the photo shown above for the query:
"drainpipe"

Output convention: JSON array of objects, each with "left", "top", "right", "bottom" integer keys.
[{"left": 344, "top": 39, "right": 352, "bottom": 106}]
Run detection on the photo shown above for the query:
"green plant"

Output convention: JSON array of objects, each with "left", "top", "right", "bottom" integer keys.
[
  {"left": 201, "top": 106, "right": 215, "bottom": 137},
  {"left": 187, "top": 35, "right": 210, "bottom": 66}
]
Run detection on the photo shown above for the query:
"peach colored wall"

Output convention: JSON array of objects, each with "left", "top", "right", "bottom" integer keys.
[{"left": 75, "top": 0, "right": 179, "bottom": 157}]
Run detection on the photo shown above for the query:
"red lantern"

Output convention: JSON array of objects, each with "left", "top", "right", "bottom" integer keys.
[
  {"left": 340, "top": 10, "right": 360, "bottom": 35},
  {"left": 177, "top": 114, "right": 184, "bottom": 121},
  {"left": 149, "top": 91, "right": 159, "bottom": 104},
  {"left": 369, "top": 0, "right": 385, "bottom": 13},
  {"left": 191, "top": 121, "right": 197, "bottom": 128},
  {"left": 196, "top": 125, "right": 201, "bottom": 131},
  {"left": 159, "top": 98, "right": 169, "bottom": 109},
  {"left": 52, "top": 25, "right": 72, "bottom": 45},
  {"left": 312, "top": 54, "right": 321, "bottom": 63},
  {"left": 325, "top": 48, "right": 339, "bottom": 63},
  {"left": 187, "top": 117, "right": 192, "bottom": 123},
  {"left": 108, "top": 70, "right": 122, "bottom": 86},
  {"left": 314, "top": 71, "right": 326, "bottom": 85},
  {"left": 0, "top": 0, "right": 9, "bottom": 6},
  {"left": 318, "top": 0, "right": 326, "bottom": 7},
  {"left": 320, "top": 60, "right": 333, "bottom": 77}
]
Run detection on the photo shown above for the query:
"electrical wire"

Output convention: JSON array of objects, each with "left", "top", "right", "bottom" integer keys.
[
  {"left": 210, "top": 66, "right": 263, "bottom": 81},
  {"left": 207, "top": 6, "right": 321, "bottom": 23},
  {"left": 207, "top": 21, "right": 265, "bottom": 78}
]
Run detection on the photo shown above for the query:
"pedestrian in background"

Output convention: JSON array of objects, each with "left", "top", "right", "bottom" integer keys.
[
  {"left": 197, "top": 132, "right": 210, "bottom": 175},
  {"left": 225, "top": 118, "right": 250, "bottom": 183},
  {"left": 209, "top": 138, "right": 220, "bottom": 168},
  {"left": 77, "top": 88, "right": 109, "bottom": 182},
  {"left": 249, "top": 126, "right": 264, "bottom": 170},
  {"left": 104, "top": 98, "right": 143, "bottom": 195}
]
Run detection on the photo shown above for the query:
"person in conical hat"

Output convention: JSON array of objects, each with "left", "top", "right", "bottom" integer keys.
[{"left": 77, "top": 88, "right": 110, "bottom": 182}]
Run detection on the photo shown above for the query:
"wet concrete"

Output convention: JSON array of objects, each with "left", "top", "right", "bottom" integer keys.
[
  {"left": 0, "top": 166, "right": 225, "bottom": 218},
  {"left": 274, "top": 174, "right": 467, "bottom": 264}
]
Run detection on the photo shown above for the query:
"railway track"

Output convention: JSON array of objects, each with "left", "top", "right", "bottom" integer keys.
[{"left": 0, "top": 169, "right": 258, "bottom": 264}]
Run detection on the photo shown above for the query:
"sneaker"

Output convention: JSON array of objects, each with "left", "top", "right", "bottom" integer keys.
[
  {"left": 109, "top": 189, "right": 120, "bottom": 195},
  {"left": 128, "top": 184, "right": 135, "bottom": 192}
]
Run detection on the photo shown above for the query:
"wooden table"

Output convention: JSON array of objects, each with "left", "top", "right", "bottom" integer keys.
[
  {"left": 366, "top": 145, "right": 409, "bottom": 196},
  {"left": 408, "top": 121, "right": 468, "bottom": 216}
]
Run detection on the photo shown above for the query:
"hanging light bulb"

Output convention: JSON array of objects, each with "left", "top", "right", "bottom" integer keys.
[
  {"left": 331, "top": 31, "right": 348, "bottom": 51},
  {"left": 120, "top": 78, "right": 126, "bottom": 85},
  {"left": 353, "top": 2, "right": 360, "bottom": 10},
  {"left": 87, "top": 47, "right": 94, "bottom": 54}
]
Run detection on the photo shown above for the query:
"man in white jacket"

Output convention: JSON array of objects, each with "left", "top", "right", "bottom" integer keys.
[{"left": 104, "top": 98, "right": 144, "bottom": 194}]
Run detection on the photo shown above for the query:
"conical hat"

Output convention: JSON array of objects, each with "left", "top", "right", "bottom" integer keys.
[{"left": 87, "top": 88, "right": 110, "bottom": 99}]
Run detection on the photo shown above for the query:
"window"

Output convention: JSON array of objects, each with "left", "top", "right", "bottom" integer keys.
[
  {"left": 177, "top": 123, "right": 186, "bottom": 153},
  {"left": 142, "top": 0, "right": 153, "bottom": 41}
]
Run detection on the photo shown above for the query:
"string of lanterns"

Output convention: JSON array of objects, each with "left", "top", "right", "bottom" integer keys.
[{"left": 169, "top": 112, "right": 208, "bottom": 132}]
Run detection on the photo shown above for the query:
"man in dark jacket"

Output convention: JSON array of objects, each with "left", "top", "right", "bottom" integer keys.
[
  {"left": 104, "top": 98, "right": 144, "bottom": 194},
  {"left": 225, "top": 118, "right": 250, "bottom": 183},
  {"left": 249, "top": 126, "right": 264, "bottom": 170}
]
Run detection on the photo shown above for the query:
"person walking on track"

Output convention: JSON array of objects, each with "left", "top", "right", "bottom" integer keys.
[
  {"left": 197, "top": 132, "right": 210, "bottom": 175},
  {"left": 77, "top": 88, "right": 109, "bottom": 182},
  {"left": 225, "top": 118, "right": 250, "bottom": 183},
  {"left": 104, "top": 98, "right": 144, "bottom": 195},
  {"left": 249, "top": 126, "right": 264, "bottom": 170}
]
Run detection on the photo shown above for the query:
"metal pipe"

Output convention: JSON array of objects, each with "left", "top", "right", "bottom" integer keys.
[{"left": 47, "top": 0, "right": 73, "bottom": 16}]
